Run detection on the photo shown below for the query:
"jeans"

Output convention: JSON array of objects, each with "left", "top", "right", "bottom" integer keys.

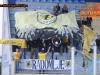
[
  {"left": 53, "top": 52, "right": 60, "bottom": 60},
  {"left": 73, "top": 40, "right": 80, "bottom": 55},
  {"left": 97, "top": 47, "right": 100, "bottom": 53},
  {"left": 52, "top": 50, "right": 54, "bottom": 59},
  {"left": 62, "top": 42, "right": 68, "bottom": 53},
  {"left": 15, "top": 61, "right": 19, "bottom": 72},
  {"left": 20, "top": 49, "right": 26, "bottom": 59},
  {"left": 30, "top": 48, "right": 38, "bottom": 59}
]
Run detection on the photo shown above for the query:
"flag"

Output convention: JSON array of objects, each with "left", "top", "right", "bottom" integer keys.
[
  {"left": 15, "top": 10, "right": 83, "bottom": 40},
  {"left": 83, "top": 25, "right": 95, "bottom": 54}
]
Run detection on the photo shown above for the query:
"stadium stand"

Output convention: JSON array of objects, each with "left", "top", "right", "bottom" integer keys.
[{"left": 10, "top": 0, "right": 97, "bottom": 74}]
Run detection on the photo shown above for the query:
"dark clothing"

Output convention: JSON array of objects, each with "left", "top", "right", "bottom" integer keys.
[
  {"left": 62, "top": 42, "right": 68, "bottom": 53},
  {"left": 39, "top": 40, "right": 46, "bottom": 52},
  {"left": 96, "top": 39, "right": 100, "bottom": 47},
  {"left": 62, "top": 8, "right": 68, "bottom": 13},
  {"left": 82, "top": 20, "right": 87, "bottom": 25},
  {"left": 27, "top": 41, "right": 31, "bottom": 51},
  {"left": 52, "top": 40, "right": 61, "bottom": 52},
  {"left": 86, "top": 17, "right": 92, "bottom": 26},
  {"left": 31, "top": 39, "right": 39, "bottom": 48},
  {"left": 30, "top": 48, "right": 38, "bottom": 59},
  {"left": 56, "top": 6, "right": 60, "bottom": 12},
  {"left": 77, "top": 20, "right": 82, "bottom": 28}
]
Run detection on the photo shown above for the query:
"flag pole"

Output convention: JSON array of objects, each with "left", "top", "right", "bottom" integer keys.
[
  {"left": 71, "top": 47, "right": 75, "bottom": 75},
  {"left": 93, "top": 46, "right": 97, "bottom": 75}
]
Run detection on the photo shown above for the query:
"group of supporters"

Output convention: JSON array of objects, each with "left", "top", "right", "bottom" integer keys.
[
  {"left": 14, "top": 35, "right": 100, "bottom": 72},
  {"left": 13, "top": 3, "right": 100, "bottom": 72}
]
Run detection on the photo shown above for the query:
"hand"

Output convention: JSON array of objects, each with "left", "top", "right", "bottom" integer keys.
[
  {"left": 43, "top": 43, "right": 45, "bottom": 47},
  {"left": 70, "top": 43, "right": 73, "bottom": 47},
  {"left": 58, "top": 37, "right": 60, "bottom": 40}
]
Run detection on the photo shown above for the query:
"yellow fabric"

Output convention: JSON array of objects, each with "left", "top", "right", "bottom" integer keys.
[
  {"left": 38, "top": 53, "right": 47, "bottom": 60},
  {"left": 15, "top": 10, "right": 78, "bottom": 30},
  {"left": 62, "top": 38, "right": 68, "bottom": 43},
  {"left": 0, "top": 39, "right": 27, "bottom": 48},
  {"left": 83, "top": 25, "right": 95, "bottom": 54},
  {"left": 14, "top": 52, "right": 20, "bottom": 61}
]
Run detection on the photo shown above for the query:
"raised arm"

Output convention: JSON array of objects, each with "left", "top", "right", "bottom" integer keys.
[{"left": 46, "top": 46, "right": 51, "bottom": 54}]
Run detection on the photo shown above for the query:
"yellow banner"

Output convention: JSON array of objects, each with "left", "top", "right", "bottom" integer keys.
[
  {"left": 83, "top": 25, "right": 95, "bottom": 54},
  {"left": 0, "top": 39, "right": 27, "bottom": 48}
]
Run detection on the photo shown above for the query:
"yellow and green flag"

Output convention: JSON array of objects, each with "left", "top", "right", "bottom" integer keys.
[{"left": 83, "top": 25, "right": 95, "bottom": 54}]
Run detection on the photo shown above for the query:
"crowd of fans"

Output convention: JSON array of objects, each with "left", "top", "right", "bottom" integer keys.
[{"left": 13, "top": 3, "right": 100, "bottom": 72}]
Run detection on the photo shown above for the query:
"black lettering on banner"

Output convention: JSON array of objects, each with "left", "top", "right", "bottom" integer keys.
[
  {"left": 47, "top": 60, "right": 54, "bottom": 69},
  {"left": 54, "top": 60, "right": 60, "bottom": 70},
  {"left": 41, "top": 60, "right": 44, "bottom": 69},
  {"left": 32, "top": 60, "right": 36, "bottom": 69},
  {"left": 43, "top": 60, "right": 47, "bottom": 69},
  {"left": 60, "top": 60, "right": 64, "bottom": 69},
  {"left": 37, "top": 60, "right": 41, "bottom": 70}
]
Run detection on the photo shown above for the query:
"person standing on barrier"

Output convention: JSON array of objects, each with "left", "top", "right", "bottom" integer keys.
[
  {"left": 38, "top": 46, "right": 51, "bottom": 74},
  {"left": 52, "top": 38, "right": 61, "bottom": 60},
  {"left": 14, "top": 48, "right": 21, "bottom": 73},
  {"left": 30, "top": 39, "right": 39, "bottom": 59}
]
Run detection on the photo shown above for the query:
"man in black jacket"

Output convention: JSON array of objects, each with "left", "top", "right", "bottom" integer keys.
[
  {"left": 30, "top": 39, "right": 39, "bottom": 59},
  {"left": 96, "top": 35, "right": 100, "bottom": 53}
]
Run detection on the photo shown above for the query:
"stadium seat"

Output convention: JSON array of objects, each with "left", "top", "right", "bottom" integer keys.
[
  {"left": 11, "top": 24, "right": 15, "bottom": 27},
  {"left": 54, "top": 0, "right": 59, "bottom": 3},
  {"left": 41, "top": 0, "right": 46, "bottom": 3},
  {"left": 28, "top": 5, "right": 34, "bottom": 9},
  {"left": 73, "top": 0, "right": 79, "bottom": 3},
  {"left": 47, "top": 52, "right": 52, "bottom": 56},
  {"left": 27, "top": 0, "right": 33, "bottom": 2},
  {"left": 75, "top": 6, "right": 80, "bottom": 10},
  {"left": 36, "top": 6, "right": 41, "bottom": 9},
  {"left": 26, "top": 52, "right": 31, "bottom": 56},
  {"left": 62, "top": 53, "right": 67, "bottom": 57},
  {"left": 16, "top": 0, "right": 20, "bottom": 2},
  {"left": 67, "top": 0, "right": 72, "bottom": 3},
  {"left": 10, "top": 17, "right": 15, "bottom": 21},
  {"left": 68, "top": 6, "right": 74, "bottom": 10},
  {"left": 47, "top": 0, "right": 52, "bottom": 3},
  {"left": 60, "top": 0, "right": 66, "bottom": 3},
  {"left": 34, "top": 0, "right": 40, "bottom": 2},
  {"left": 9, "top": 10, "right": 15, "bottom": 15},
  {"left": 11, "top": 30, "right": 16, "bottom": 34},
  {"left": 21, "top": 0, "right": 26, "bottom": 2},
  {"left": 80, "top": 67, "right": 85, "bottom": 71},
  {"left": 42, "top": 6, "right": 47, "bottom": 10},
  {"left": 80, "top": 0, "right": 85, "bottom": 4},
  {"left": 77, "top": 61, "right": 83, "bottom": 64},
  {"left": 48, "top": 6, "right": 53, "bottom": 10}
]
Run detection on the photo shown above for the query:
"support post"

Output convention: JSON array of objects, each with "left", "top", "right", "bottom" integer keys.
[
  {"left": 71, "top": 47, "right": 75, "bottom": 75},
  {"left": 93, "top": 46, "right": 97, "bottom": 75}
]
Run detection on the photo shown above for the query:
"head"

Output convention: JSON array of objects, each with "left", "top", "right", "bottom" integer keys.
[
  {"left": 41, "top": 50, "right": 44, "bottom": 53},
  {"left": 57, "top": 3, "right": 59, "bottom": 6},
  {"left": 64, "top": 4, "right": 67, "bottom": 8},
  {"left": 97, "top": 35, "right": 100, "bottom": 39},
  {"left": 42, "top": 39, "right": 44, "bottom": 43},
  {"left": 25, "top": 8, "right": 28, "bottom": 11},
  {"left": 16, "top": 48, "right": 19, "bottom": 52},
  {"left": 34, "top": 9, "right": 36, "bottom": 11}
]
